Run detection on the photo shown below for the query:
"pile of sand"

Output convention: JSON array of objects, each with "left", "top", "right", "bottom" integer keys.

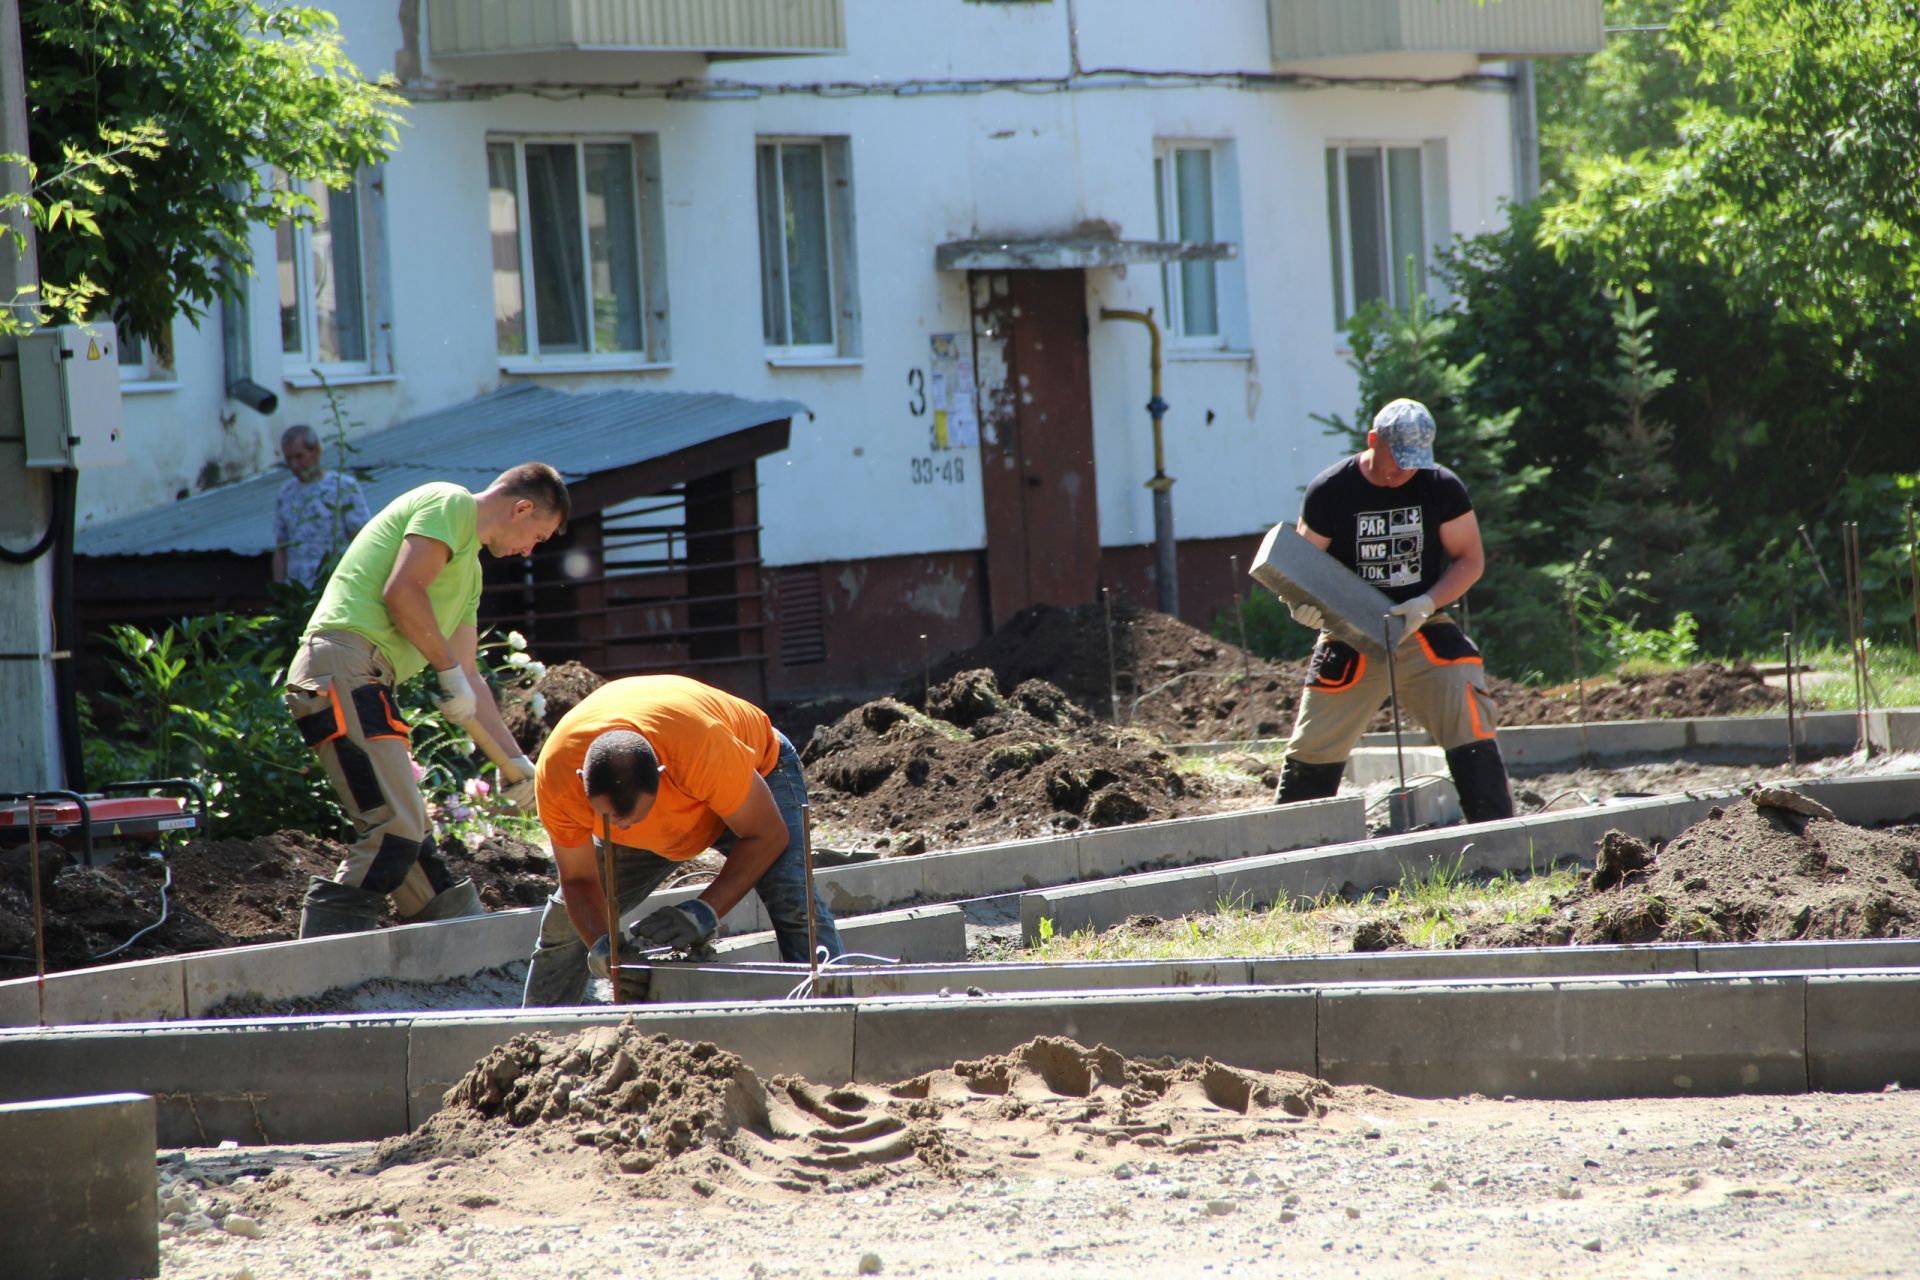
[{"left": 275, "top": 1025, "right": 1339, "bottom": 1217}]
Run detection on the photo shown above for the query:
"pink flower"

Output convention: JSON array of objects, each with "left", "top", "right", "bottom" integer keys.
[
  {"left": 410, "top": 761, "right": 426, "bottom": 781},
  {"left": 463, "top": 777, "right": 492, "bottom": 800}
]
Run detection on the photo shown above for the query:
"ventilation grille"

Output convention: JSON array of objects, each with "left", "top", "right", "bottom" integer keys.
[{"left": 778, "top": 565, "right": 827, "bottom": 666}]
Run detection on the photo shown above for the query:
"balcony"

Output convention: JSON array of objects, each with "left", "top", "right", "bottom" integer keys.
[
  {"left": 426, "top": 0, "right": 846, "bottom": 61},
  {"left": 1269, "top": 0, "right": 1602, "bottom": 63}
]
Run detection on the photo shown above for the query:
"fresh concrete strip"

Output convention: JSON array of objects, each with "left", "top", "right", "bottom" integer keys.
[
  {"left": 630, "top": 937, "right": 1920, "bottom": 1003},
  {"left": 0, "top": 1092, "right": 158, "bottom": 1280},
  {"left": 1, "top": 969, "right": 1915, "bottom": 1141},
  {"left": 1018, "top": 774, "right": 1920, "bottom": 944}
]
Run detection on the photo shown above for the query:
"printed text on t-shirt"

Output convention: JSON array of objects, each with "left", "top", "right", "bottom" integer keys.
[{"left": 1355, "top": 507, "right": 1423, "bottom": 587}]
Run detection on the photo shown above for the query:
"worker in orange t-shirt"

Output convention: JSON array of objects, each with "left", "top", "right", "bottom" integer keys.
[{"left": 520, "top": 674, "right": 844, "bottom": 1006}]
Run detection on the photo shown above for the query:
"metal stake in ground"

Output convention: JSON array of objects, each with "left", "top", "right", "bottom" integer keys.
[
  {"left": 1102, "top": 587, "right": 1120, "bottom": 738},
  {"left": 29, "top": 802, "right": 44, "bottom": 1027},
  {"left": 600, "top": 813, "right": 622, "bottom": 1004},
  {"left": 920, "top": 634, "right": 931, "bottom": 709},
  {"left": 1229, "top": 554, "right": 1251, "bottom": 685},
  {"left": 1908, "top": 504, "right": 1920, "bottom": 658},
  {"left": 1383, "top": 614, "right": 1407, "bottom": 792},
  {"left": 1784, "top": 631, "right": 1797, "bottom": 768},
  {"left": 801, "top": 803, "right": 820, "bottom": 989}
]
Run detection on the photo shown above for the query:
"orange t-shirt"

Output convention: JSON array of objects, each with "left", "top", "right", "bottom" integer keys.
[{"left": 535, "top": 675, "right": 781, "bottom": 859}]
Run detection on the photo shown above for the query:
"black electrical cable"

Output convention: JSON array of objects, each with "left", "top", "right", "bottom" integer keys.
[{"left": 0, "top": 463, "right": 64, "bottom": 563}]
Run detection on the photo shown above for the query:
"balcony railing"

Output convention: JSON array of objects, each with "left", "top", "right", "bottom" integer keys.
[
  {"left": 427, "top": 0, "right": 846, "bottom": 59},
  {"left": 1269, "top": 0, "right": 1602, "bottom": 62}
]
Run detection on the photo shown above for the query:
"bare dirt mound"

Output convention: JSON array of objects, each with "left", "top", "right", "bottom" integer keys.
[
  {"left": 225, "top": 1025, "right": 1337, "bottom": 1224},
  {"left": 0, "top": 827, "right": 552, "bottom": 980},
  {"left": 893, "top": 602, "right": 1784, "bottom": 743},
  {"left": 1460, "top": 791, "right": 1920, "bottom": 949},
  {"left": 500, "top": 659, "right": 607, "bottom": 760},
  {"left": 803, "top": 668, "right": 1250, "bottom": 851}
]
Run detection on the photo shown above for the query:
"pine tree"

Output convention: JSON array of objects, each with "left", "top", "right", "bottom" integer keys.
[{"left": 1581, "top": 293, "right": 1727, "bottom": 626}]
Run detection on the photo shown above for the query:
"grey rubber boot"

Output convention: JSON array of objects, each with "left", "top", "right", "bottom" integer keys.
[
  {"left": 297, "top": 876, "right": 387, "bottom": 938},
  {"left": 1445, "top": 741, "right": 1516, "bottom": 824},
  {"left": 407, "top": 876, "right": 486, "bottom": 923},
  {"left": 1275, "top": 757, "right": 1346, "bottom": 804}
]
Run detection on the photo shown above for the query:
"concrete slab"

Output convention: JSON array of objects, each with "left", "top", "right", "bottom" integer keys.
[
  {"left": 1250, "top": 521, "right": 1408, "bottom": 657},
  {"left": 1795, "top": 774, "right": 1920, "bottom": 826},
  {"left": 0, "top": 1018, "right": 412, "bottom": 1146},
  {"left": 1806, "top": 971, "right": 1920, "bottom": 1092},
  {"left": 1318, "top": 974, "right": 1808, "bottom": 1099},
  {"left": 1693, "top": 938, "right": 1920, "bottom": 973},
  {"left": 1345, "top": 745, "right": 1448, "bottom": 788},
  {"left": 850, "top": 988, "right": 1319, "bottom": 1081},
  {"left": 709, "top": 904, "right": 967, "bottom": 966},
  {"left": 405, "top": 1003, "right": 859, "bottom": 1124},
  {"left": 1021, "top": 865, "right": 1224, "bottom": 943},
  {"left": 0, "top": 1092, "right": 157, "bottom": 1280},
  {"left": 0, "top": 953, "right": 184, "bottom": 1027},
  {"left": 818, "top": 958, "right": 1257, "bottom": 999}
]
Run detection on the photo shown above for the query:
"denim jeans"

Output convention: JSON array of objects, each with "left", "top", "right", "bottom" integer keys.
[{"left": 520, "top": 733, "right": 844, "bottom": 1007}]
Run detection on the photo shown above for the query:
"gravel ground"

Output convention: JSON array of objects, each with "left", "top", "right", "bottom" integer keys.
[{"left": 154, "top": 1088, "right": 1920, "bottom": 1278}]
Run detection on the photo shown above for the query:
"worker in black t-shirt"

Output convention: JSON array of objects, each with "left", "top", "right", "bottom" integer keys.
[{"left": 1274, "top": 398, "right": 1515, "bottom": 823}]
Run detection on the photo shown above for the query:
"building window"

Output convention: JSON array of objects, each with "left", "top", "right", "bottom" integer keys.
[
  {"left": 115, "top": 318, "right": 173, "bottom": 384},
  {"left": 1325, "top": 143, "right": 1447, "bottom": 328},
  {"left": 757, "top": 137, "right": 861, "bottom": 359},
  {"left": 487, "top": 136, "right": 667, "bottom": 363},
  {"left": 1155, "top": 143, "right": 1223, "bottom": 343},
  {"left": 276, "top": 169, "right": 386, "bottom": 375}
]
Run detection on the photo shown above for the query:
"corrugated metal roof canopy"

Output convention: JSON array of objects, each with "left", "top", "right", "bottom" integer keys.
[
  {"left": 935, "top": 238, "right": 1238, "bottom": 272},
  {"left": 77, "top": 383, "right": 804, "bottom": 558}
]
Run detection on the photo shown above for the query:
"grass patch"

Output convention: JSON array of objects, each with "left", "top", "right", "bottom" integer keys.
[
  {"left": 1787, "top": 642, "right": 1920, "bottom": 712},
  {"left": 1019, "top": 860, "right": 1580, "bottom": 962}
]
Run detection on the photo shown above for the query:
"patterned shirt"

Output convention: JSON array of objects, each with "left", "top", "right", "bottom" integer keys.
[{"left": 274, "top": 471, "right": 370, "bottom": 587}]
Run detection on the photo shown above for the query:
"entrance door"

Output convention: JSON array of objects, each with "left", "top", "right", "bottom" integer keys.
[{"left": 970, "top": 269, "right": 1100, "bottom": 627}]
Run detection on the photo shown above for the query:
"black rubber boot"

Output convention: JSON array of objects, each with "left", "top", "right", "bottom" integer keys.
[
  {"left": 1275, "top": 757, "right": 1347, "bottom": 804},
  {"left": 297, "top": 876, "right": 387, "bottom": 938},
  {"left": 408, "top": 876, "right": 486, "bottom": 923},
  {"left": 1446, "top": 741, "right": 1516, "bottom": 824}
]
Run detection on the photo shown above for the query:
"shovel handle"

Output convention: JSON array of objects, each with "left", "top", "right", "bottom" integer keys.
[{"left": 451, "top": 712, "right": 531, "bottom": 782}]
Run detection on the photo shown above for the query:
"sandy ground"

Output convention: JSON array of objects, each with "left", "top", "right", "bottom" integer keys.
[{"left": 154, "top": 1087, "right": 1920, "bottom": 1279}]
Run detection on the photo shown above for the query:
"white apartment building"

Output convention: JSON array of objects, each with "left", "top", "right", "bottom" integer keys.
[{"left": 79, "top": 0, "right": 1601, "bottom": 699}]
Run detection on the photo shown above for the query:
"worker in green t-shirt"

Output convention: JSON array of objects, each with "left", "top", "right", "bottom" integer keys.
[{"left": 284, "top": 462, "right": 571, "bottom": 937}]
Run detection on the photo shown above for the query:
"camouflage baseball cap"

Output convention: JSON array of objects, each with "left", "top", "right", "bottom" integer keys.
[{"left": 1371, "top": 398, "right": 1436, "bottom": 468}]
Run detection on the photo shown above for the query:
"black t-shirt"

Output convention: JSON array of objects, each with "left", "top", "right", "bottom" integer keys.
[{"left": 1299, "top": 456, "right": 1473, "bottom": 603}]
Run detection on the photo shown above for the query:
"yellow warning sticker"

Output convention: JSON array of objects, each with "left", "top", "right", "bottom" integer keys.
[{"left": 87, "top": 338, "right": 101, "bottom": 360}]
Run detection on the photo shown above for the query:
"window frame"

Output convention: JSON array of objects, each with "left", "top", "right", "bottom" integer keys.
[
  {"left": 275, "top": 168, "right": 388, "bottom": 379},
  {"left": 1153, "top": 139, "right": 1230, "bottom": 350},
  {"left": 486, "top": 133, "right": 667, "bottom": 367},
  {"left": 755, "top": 135, "right": 861, "bottom": 363},
  {"left": 1325, "top": 140, "right": 1447, "bottom": 331},
  {"left": 115, "top": 317, "right": 177, "bottom": 389}
]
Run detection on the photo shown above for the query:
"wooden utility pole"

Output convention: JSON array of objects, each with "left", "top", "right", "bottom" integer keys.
[{"left": 0, "top": 0, "right": 64, "bottom": 790}]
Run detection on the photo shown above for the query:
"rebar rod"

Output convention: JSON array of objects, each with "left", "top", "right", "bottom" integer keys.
[
  {"left": 1908, "top": 505, "right": 1920, "bottom": 659},
  {"left": 601, "top": 814, "right": 622, "bottom": 1004},
  {"left": 29, "top": 804, "right": 45, "bottom": 1027},
  {"left": 1783, "top": 631, "right": 1797, "bottom": 768},
  {"left": 1384, "top": 615, "right": 1406, "bottom": 794},
  {"left": 801, "top": 804, "right": 819, "bottom": 989},
  {"left": 1229, "top": 554, "right": 1251, "bottom": 684}
]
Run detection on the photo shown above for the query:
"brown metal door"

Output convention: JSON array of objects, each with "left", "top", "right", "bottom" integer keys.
[{"left": 971, "top": 269, "right": 1100, "bottom": 627}]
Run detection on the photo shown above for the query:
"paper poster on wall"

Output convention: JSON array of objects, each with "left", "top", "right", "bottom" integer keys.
[{"left": 928, "top": 332, "right": 976, "bottom": 451}]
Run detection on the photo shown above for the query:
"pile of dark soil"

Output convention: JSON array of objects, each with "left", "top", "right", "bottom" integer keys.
[
  {"left": 1459, "top": 794, "right": 1920, "bottom": 949},
  {"left": 793, "top": 602, "right": 1787, "bottom": 747},
  {"left": 0, "top": 826, "right": 552, "bottom": 980},
  {"left": 500, "top": 660, "right": 607, "bottom": 759},
  {"left": 803, "top": 667, "right": 1255, "bottom": 852}
]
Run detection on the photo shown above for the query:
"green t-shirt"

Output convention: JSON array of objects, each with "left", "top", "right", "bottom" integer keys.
[{"left": 304, "top": 482, "right": 483, "bottom": 683}]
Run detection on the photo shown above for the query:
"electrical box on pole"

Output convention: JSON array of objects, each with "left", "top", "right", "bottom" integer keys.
[{"left": 18, "top": 322, "right": 126, "bottom": 469}]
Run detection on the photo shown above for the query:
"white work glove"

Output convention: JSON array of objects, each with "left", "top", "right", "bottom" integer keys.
[
  {"left": 434, "top": 666, "right": 476, "bottom": 723},
  {"left": 1388, "top": 593, "right": 1436, "bottom": 640},
  {"left": 629, "top": 899, "right": 720, "bottom": 953},
  {"left": 501, "top": 755, "right": 538, "bottom": 812},
  {"left": 586, "top": 933, "right": 611, "bottom": 979},
  {"left": 1288, "top": 599, "right": 1325, "bottom": 630}
]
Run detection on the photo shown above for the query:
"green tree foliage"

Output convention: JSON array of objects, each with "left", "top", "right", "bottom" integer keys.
[
  {"left": 23, "top": 0, "right": 402, "bottom": 345},
  {"left": 1543, "top": 0, "right": 1920, "bottom": 344},
  {"left": 1317, "top": 280, "right": 1564, "bottom": 677},
  {"left": 1579, "top": 293, "right": 1728, "bottom": 626},
  {"left": 1534, "top": 0, "right": 1730, "bottom": 199}
]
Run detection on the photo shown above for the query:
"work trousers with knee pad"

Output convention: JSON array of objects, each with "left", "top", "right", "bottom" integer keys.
[
  {"left": 284, "top": 631, "right": 457, "bottom": 918},
  {"left": 521, "top": 733, "right": 844, "bottom": 1007},
  {"left": 1282, "top": 619, "right": 1501, "bottom": 765}
]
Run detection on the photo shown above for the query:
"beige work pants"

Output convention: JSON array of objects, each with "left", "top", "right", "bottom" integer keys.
[
  {"left": 1284, "top": 619, "right": 1501, "bottom": 764},
  {"left": 284, "top": 631, "right": 451, "bottom": 917}
]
